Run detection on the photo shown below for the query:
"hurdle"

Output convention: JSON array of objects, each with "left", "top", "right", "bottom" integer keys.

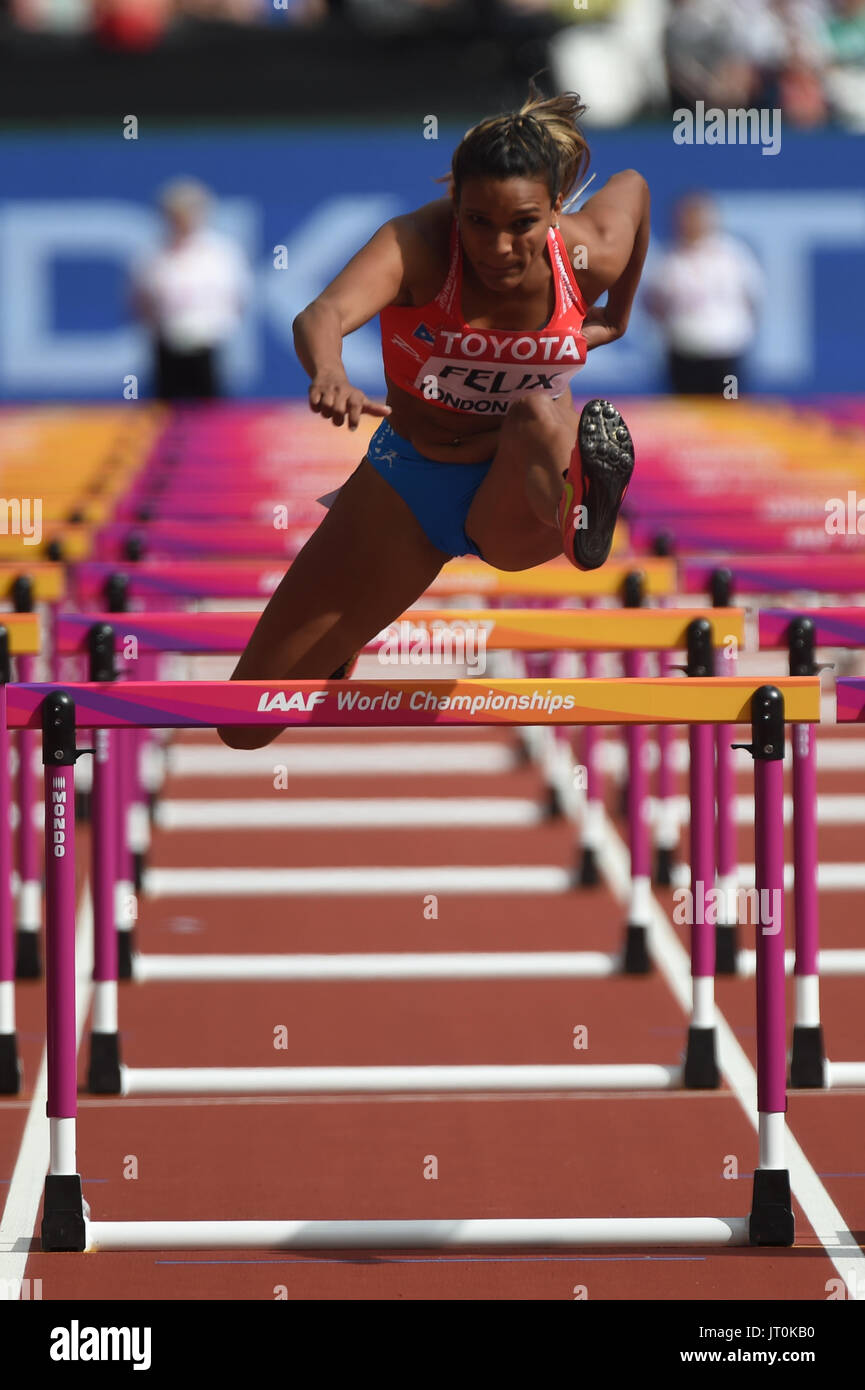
[
  {"left": 14, "top": 674, "right": 818, "bottom": 1250},
  {"left": 60, "top": 606, "right": 737, "bottom": 1100},
  {"left": 54, "top": 606, "right": 743, "bottom": 1008},
  {"left": 631, "top": 515, "right": 865, "bottom": 556},
  {"left": 748, "top": 612, "right": 865, "bottom": 1090},
  {"left": 0, "top": 613, "right": 42, "bottom": 1089},
  {"left": 73, "top": 554, "right": 677, "bottom": 604},
  {"left": 68, "top": 559, "right": 677, "bottom": 849},
  {"left": 5, "top": 569, "right": 66, "bottom": 978},
  {"left": 71, "top": 557, "right": 680, "bottom": 909},
  {"left": 668, "top": 557, "right": 865, "bottom": 978}
]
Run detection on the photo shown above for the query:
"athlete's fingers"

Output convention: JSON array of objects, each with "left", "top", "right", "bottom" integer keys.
[
  {"left": 346, "top": 393, "right": 365, "bottom": 430},
  {"left": 360, "top": 400, "right": 392, "bottom": 418},
  {"left": 316, "top": 387, "right": 337, "bottom": 419}
]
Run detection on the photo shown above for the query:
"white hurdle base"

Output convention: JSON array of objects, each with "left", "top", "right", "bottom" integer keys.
[
  {"left": 119, "top": 1063, "right": 683, "bottom": 1096},
  {"left": 132, "top": 951, "right": 622, "bottom": 983},
  {"left": 85, "top": 1215, "right": 749, "bottom": 1251},
  {"left": 737, "top": 949, "right": 865, "bottom": 977},
  {"left": 826, "top": 1062, "right": 865, "bottom": 1088}
]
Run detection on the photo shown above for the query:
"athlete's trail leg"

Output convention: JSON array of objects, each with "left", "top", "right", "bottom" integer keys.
[{"left": 216, "top": 459, "right": 448, "bottom": 750}]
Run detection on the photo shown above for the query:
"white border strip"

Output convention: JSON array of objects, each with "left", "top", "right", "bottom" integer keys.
[{"left": 0, "top": 889, "right": 93, "bottom": 1298}]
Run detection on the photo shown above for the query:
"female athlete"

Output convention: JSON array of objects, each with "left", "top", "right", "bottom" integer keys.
[{"left": 218, "top": 86, "right": 649, "bottom": 750}]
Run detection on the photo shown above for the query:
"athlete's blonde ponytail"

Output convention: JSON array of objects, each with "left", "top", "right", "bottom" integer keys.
[
  {"left": 447, "top": 77, "right": 590, "bottom": 205},
  {"left": 516, "top": 80, "right": 590, "bottom": 203}
]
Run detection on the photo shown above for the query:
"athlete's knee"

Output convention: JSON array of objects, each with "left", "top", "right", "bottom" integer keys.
[
  {"left": 502, "top": 395, "right": 561, "bottom": 432},
  {"left": 216, "top": 723, "right": 280, "bottom": 751}
]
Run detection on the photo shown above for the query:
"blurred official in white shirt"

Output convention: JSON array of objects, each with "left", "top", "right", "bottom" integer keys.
[
  {"left": 644, "top": 192, "right": 765, "bottom": 395},
  {"left": 131, "top": 178, "right": 253, "bottom": 401}
]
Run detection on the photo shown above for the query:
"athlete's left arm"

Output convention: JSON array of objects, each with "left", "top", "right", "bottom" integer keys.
[{"left": 570, "top": 170, "right": 650, "bottom": 351}]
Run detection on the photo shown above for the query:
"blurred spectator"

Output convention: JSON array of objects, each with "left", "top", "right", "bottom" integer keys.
[
  {"left": 665, "top": 0, "right": 830, "bottom": 122},
  {"left": 823, "top": 0, "right": 865, "bottom": 127},
  {"left": 92, "top": 0, "right": 171, "bottom": 47},
  {"left": 549, "top": 0, "right": 669, "bottom": 125},
  {"left": 130, "top": 179, "right": 253, "bottom": 401},
  {"left": 643, "top": 192, "right": 765, "bottom": 396}
]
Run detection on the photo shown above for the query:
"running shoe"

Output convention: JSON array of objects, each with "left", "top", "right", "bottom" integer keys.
[{"left": 557, "top": 399, "right": 635, "bottom": 570}]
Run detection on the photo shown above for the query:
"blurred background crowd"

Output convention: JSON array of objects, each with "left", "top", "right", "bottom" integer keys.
[
  {"left": 1, "top": 0, "right": 862, "bottom": 404},
  {"left": 3, "top": 0, "right": 864, "bottom": 129}
]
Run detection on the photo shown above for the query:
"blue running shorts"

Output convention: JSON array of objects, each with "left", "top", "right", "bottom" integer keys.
[{"left": 364, "top": 419, "right": 494, "bottom": 560}]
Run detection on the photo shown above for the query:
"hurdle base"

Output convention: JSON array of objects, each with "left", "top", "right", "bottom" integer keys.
[
  {"left": 576, "top": 845, "right": 601, "bottom": 887},
  {"left": 117, "top": 932, "right": 134, "bottom": 981},
  {"left": 133, "top": 852, "right": 146, "bottom": 894},
  {"left": 683, "top": 1026, "right": 720, "bottom": 1090},
  {"left": 654, "top": 846, "right": 675, "bottom": 888},
  {"left": 15, "top": 929, "right": 41, "bottom": 980},
  {"left": 544, "top": 783, "right": 564, "bottom": 820},
  {"left": 41, "top": 1174, "right": 89, "bottom": 1253},
  {"left": 622, "top": 923, "right": 652, "bottom": 975},
  {"left": 789, "top": 1024, "right": 827, "bottom": 1089},
  {"left": 715, "top": 923, "right": 739, "bottom": 976},
  {"left": 87, "top": 1032, "right": 122, "bottom": 1094},
  {"left": 0, "top": 1033, "right": 22, "bottom": 1094},
  {"left": 748, "top": 1168, "right": 794, "bottom": 1247}
]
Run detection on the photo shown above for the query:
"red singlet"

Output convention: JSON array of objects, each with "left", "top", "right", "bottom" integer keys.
[{"left": 380, "top": 217, "right": 588, "bottom": 418}]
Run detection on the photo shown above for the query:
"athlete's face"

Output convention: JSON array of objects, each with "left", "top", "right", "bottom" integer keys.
[{"left": 456, "top": 177, "right": 559, "bottom": 292}]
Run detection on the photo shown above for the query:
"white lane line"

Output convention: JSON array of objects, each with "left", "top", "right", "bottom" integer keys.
[
  {"left": 143, "top": 866, "right": 571, "bottom": 897},
  {"left": 153, "top": 797, "right": 542, "bottom": 830},
  {"left": 648, "top": 793, "right": 865, "bottom": 827},
  {"left": 166, "top": 743, "right": 516, "bottom": 777},
  {"left": 588, "top": 797, "right": 865, "bottom": 1286},
  {"left": 0, "top": 889, "right": 94, "bottom": 1298},
  {"left": 151, "top": 792, "right": 865, "bottom": 832},
  {"left": 596, "top": 736, "right": 865, "bottom": 779}
]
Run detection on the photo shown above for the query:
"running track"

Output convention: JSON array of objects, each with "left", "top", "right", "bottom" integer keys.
[{"left": 3, "top": 657, "right": 865, "bottom": 1302}]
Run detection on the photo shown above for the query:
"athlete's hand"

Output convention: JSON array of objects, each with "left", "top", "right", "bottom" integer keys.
[
  {"left": 581, "top": 307, "right": 625, "bottom": 352},
  {"left": 308, "top": 372, "right": 392, "bottom": 430}
]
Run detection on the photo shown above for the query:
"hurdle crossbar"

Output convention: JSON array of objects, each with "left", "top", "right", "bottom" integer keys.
[
  {"left": 0, "top": 565, "right": 65, "bottom": 603},
  {"left": 72, "top": 557, "right": 677, "bottom": 602},
  {"left": 0, "top": 614, "right": 41, "bottom": 655},
  {"left": 6, "top": 677, "right": 820, "bottom": 730},
  {"left": 838, "top": 679, "right": 865, "bottom": 722},
  {"left": 55, "top": 608, "right": 746, "bottom": 657},
  {"left": 681, "top": 556, "right": 865, "bottom": 597}
]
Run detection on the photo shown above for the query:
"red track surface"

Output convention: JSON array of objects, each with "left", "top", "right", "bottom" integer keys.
[{"left": 5, "top": 721, "right": 865, "bottom": 1301}]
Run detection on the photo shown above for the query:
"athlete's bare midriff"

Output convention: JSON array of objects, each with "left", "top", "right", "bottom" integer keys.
[
  {"left": 381, "top": 201, "right": 586, "bottom": 464},
  {"left": 384, "top": 373, "right": 576, "bottom": 463}
]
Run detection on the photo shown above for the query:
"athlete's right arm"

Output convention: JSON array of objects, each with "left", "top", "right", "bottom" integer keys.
[{"left": 293, "top": 215, "right": 418, "bottom": 429}]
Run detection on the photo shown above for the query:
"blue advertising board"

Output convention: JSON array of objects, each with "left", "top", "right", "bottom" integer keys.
[{"left": 0, "top": 125, "right": 863, "bottom": 400}]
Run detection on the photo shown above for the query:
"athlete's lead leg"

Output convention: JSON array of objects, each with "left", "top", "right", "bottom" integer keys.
[{"left": 465, "top": 394, "right": 577, "bottom": 571}]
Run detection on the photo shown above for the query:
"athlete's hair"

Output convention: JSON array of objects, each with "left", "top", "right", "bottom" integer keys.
[{"left": 447, "top": 79, "right": 590, "bottom": 207}]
